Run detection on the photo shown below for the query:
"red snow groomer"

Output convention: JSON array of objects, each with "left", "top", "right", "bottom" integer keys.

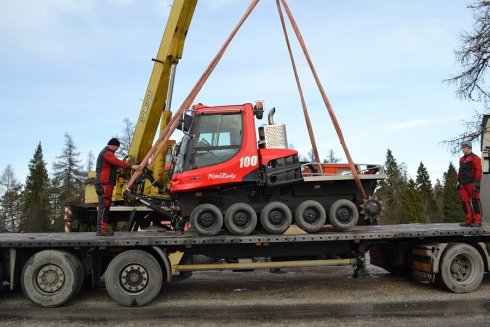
[{"left": 145, "top": 101, "right": 385, "bottom": 236}]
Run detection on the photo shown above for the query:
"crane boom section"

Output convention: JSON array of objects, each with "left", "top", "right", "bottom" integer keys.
[{"left": 129, "top": 0, "right": 197, "bottom": 163}]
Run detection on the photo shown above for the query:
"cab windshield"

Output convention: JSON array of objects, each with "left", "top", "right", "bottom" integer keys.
[{"left": 190, "top": 113, "right": 242, "bottom": 170}]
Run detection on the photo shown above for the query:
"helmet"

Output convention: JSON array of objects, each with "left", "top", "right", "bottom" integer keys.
[{"left": 461, "top": 141, "right": 472, "bottom": 149}]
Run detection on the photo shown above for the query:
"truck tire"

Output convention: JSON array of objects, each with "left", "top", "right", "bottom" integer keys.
[
  {"left": 329, "top": 199, "right": 359, "bottom": 231},
  {"left": 225, "top": 203, "right": 257, "bottom": 236},
  {"left": 260, "top": 202, "right": 292, "bottom": 234},
  {"left": 190, "top": 204, "right": 223, "bottom": 236},
  {"left": 20, "top": 250, "right": 79, "bottom": 307},
  {"left": 63, "top": 252, "right": 84, "bottom": 295},
  {"left": 436, "top": 243, "right": 484, "bottom": 293},
  {"left": 0, "top": 259, "right": 4, "bottom": 287},
  {"left": 295, "top": 200, "right": 326, "bottom": 233},
  {"left": 105, "top": 250, "right": 162, "bottom": 307}
]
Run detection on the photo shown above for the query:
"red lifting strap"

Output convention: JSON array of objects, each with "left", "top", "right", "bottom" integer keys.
[
  {"left": 279, "top": 0, "right": 368, "bottom": 200},
  {"left": 275, "top": 0, "right": 320, "bottom": 164}
]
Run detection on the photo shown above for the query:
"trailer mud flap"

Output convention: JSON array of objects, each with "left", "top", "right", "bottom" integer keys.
[{"left": 410, "top": 244, "right": 444, "bottom": 283}]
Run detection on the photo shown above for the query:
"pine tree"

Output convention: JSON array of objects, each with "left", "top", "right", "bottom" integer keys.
[
  {"left": 115, "top": 118, "right": 135, "bottom": 158},
  {"left": 22, "top": 143, "right": 51, "bottom": 232},
  {"left": 376, "top": 149, "right": 407, "bottom": 224},
  {"left": 432, "top": 178, "right": 444, "bottom": 223},
  {"left": 0, "top": 165, "right": 23, "bottom": 232},
  {"left": 442, "top": 163, "right": 463, "bottom": 222},
  {"left": 87, "top": 151, "right": 95, "bottom": 172},
  {"left": 415, "top": 162, "right": 436, "bottom": 223},
  {"left": 401, "top": 179, "right": 426, "bottom": 224},
  {"left": 51, "top": 133, "right": 86, "bottom": 231}
]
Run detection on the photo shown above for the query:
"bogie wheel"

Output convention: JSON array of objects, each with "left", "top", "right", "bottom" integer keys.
[
  {"left": 260, "top": 201, "right": 292, "bottom": 234},
  {"left": 105, "top": 250, "right": 162, "bottom": 307},
  {"left": 190, "top": 204, "right": 223, "bottom": 236},
  {"left": 225, "top": 203, "right": 257, "bottom": 236},
  {"left": 295, "top": 200, "right": 327, "bottom": 233},
  {"left": 329, "top": 199, "right": 359, "bottom": 231},
  {"left": 436, "top": 243, "right": 484, "bottom": 293},
  {"left": 20, "top": 250, "right": 80, "bottom": 307}
]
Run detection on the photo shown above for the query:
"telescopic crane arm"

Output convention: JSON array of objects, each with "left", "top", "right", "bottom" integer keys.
[{"left": 128, "top": 0, "right": 197, "bottom": 165}]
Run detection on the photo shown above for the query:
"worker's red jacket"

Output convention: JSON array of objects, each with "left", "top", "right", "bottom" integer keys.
[
  {"left": 95, "top": 147, "right": 132, "bottom": 186},
  {"left": 458, "top": 152, "right": 482, "bottom": 185}
]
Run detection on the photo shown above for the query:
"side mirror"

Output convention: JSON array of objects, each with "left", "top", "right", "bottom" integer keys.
[{"left": 177, "top": 114, "right": 193, "bottom": 132}]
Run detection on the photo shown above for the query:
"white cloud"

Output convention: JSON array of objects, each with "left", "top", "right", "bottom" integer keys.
[{"left": 386, "top": 115, "right": 469, "bottom": 131}]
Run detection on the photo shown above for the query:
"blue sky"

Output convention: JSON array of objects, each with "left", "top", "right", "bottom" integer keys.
[{"left": 0, "top": 0, "right": 480, "bottom": 184}]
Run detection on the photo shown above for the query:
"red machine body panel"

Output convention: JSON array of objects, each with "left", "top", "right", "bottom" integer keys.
[
  {"left": 259, "top": 148, "right": 298, "bottom": 166},
  {"left": 171, "top": 103, "right": 301, "bottom": 193},
  {"left": 171, "top": 103, "right": 257, "bottom": 192}
]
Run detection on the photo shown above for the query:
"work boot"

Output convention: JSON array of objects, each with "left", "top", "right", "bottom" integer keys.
[
  {"left": 97, "top": 222, "right": 114, "bottom": 236},
  {"left": 96, "top": 208, "right": 114, "bottom": 236},
  {"left": 470, "top": 222, "right": 482, "bottom": 228},
  {"left": 460, "top": 222, "right": 471, "bottom": 227}
]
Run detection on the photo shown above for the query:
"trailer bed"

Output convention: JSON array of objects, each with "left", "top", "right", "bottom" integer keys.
[{"left": 1, "top": 223, "right": 489, "bottom": 248}]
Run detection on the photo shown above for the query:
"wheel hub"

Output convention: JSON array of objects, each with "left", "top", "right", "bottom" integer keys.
[
  {"left": 336, "top": 207, "right": 352, "bottom": 223},
  {"left": 233, "top": 211, "right": 249, "bottom": 227},
  {"left": 199, "top": 212, "right": 215, "bottom": 228},
  {"left": 450, "top": 255, "right": 471, "bottom": 281},
  {"left": 303, "top": 208, "right": 318, "bottom": 223},
  {"left": 269, "top": 210, "right": 284, "bottom": 225},
  {"left": 120, "top": 264, "right": 149, "bottom": 293},
  {"left": 36, "top": 264, "right": 65, "bottom": 293}
]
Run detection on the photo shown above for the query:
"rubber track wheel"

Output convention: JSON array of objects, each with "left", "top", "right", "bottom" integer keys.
[
  {"left": 295, "top": 200, "right": 327, "bottom": 233},
  {"left": 329, "top": 199, "right": 359, "bottom": 231},
  {"left": 260, "top": 201, "right": 292, "bottom": 234},
  {"left": 225, "top": 203, "right": 257, "bottom": 236},
  {"left": 190, "top": 204, "right": 223, "bottom": 236}
]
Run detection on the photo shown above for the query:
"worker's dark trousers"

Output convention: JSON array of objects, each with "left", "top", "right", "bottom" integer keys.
[
  {"left": 460, "top": 183, "right": 481, "bottom": 224},
  {"left": 96, "top": 184, "right": 114, "bottom": 232}
]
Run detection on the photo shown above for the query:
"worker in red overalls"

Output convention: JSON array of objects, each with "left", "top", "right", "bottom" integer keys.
[
  {"left": 458, "top": 141, "right": 482, "bottom": 227},
  {"left": 95, "top": 138, "right": 141, "bottom": 236}
]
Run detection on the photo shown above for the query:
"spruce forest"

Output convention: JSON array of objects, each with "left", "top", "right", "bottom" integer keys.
[{"left": 0, "top": 120, "right": 134, "bottom": 233}]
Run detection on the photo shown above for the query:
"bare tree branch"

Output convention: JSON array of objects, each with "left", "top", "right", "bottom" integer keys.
[{"left": 440, "top": 111, "right": 484, "bottom": 154}]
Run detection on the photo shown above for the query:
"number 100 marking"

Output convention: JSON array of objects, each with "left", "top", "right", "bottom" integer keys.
[{"left": 239, "top": 156, "right": 258, "bottom": 168}]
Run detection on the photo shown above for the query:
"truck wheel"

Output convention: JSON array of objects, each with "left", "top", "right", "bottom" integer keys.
[
  {"left": 436, "top": 243, "right": 484, "bottom": 293},
  {"left": 21, "top": 250, "right": 79, "bottom": 307},
  {"left": 63, "top": 252, "right": 84, "bottom": 295},
  {"left": 295, "top": 200, "right": 326, "bottom": 233},
  {"left": 329, "top": 199, "right": 359, "bottom": 231},
  {"left": 105, "top": 250, "right": 162, "bottom": 307},
  {"left": 260, "top": 202, "right": 292, "bottom": 234},
  {"left": 190, "top": 204, "right": 223, "bottom": 236},
  {"left": 225, "top": 203, "right": 257, "bottom": 235},
  {"left": 0, "top": 259, "right": 4, "bottom": 287}
]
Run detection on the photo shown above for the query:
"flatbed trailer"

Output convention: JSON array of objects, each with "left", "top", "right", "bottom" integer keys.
[{"left": 1, "top": 223, "right": 490, "bottom": 307}]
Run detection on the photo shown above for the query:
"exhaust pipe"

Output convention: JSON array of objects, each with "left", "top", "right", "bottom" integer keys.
[{"left": 268, "top": 107, "right": 276, "bottom": 125}]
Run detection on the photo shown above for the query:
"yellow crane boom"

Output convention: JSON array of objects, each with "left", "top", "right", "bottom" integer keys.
[
  {"left": 85, "top": 0, "right": 197, "bottom": 204},
  {"left": 129, "top": 0, "right": 197, "bottom": 163}
]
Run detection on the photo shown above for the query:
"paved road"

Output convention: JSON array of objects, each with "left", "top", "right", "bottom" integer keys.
[{"left": 1, "top": 262, "right": 490, "bottom": 326}]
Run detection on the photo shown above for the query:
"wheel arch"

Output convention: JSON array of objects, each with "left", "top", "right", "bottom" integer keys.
[{"left": 150, "top": 246, "right": 173, "bottom": 283}]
